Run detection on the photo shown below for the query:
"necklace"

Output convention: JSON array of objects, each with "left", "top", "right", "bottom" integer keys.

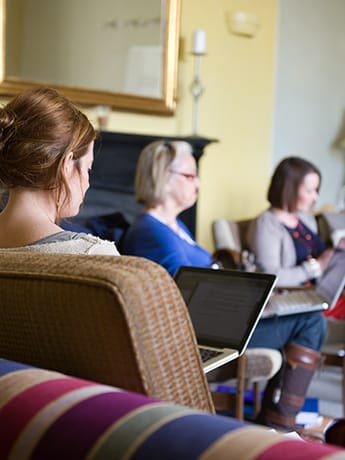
[{"left": 287, "top": 221, "right": 317, "bottom": 259}]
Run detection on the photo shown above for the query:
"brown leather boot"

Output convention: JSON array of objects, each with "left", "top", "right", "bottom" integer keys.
[{"left": 256, "top": 342, "right": 323, "bottom": 431}]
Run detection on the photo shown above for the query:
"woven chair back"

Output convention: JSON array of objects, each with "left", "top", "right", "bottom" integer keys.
[{"left": 0, "top": 252, "right": 214, "bottom": 412}]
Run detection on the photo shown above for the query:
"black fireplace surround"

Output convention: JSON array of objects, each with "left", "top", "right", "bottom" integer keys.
[{"left": 70, "top": 131, "right": 216, "bottom": 239}]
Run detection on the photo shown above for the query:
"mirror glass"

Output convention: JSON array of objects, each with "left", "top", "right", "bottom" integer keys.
[{"left": 1, "top": 0, "right": 180, "bottom": 115}]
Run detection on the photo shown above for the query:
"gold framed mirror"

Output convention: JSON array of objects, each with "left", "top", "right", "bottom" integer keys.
[{"left": 0, "top": 0, "right": 180, "bottom": 115}]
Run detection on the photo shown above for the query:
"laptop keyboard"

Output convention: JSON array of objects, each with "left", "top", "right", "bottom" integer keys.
[
  {"left": 267, "top": 290, "right": 324, "bottom": 314},
  {"left": 199, "top": 348, "right": 223, "bottom": 363},
  {"left": 272, "top": 291, "right": 321, "bottom": 307}
]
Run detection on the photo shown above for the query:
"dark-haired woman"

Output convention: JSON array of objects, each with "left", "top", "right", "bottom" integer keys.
[
  {"left": 246, "top": 156, "right": 334, "bottom": 431},
  {"left": 247, "top": 156, "right": 333, "bottom": 286}
]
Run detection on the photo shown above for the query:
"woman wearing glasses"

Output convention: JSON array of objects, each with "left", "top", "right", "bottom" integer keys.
[
  {"left": 122, "top": 141, "right": 325, "bottom": 434},
  {"left": 121, "top": 141, "right": 213, "bottom": 275}
]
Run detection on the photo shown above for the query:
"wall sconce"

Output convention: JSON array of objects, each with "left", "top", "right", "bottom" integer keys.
[
  {"left": 190, "top": 29, "right": 206, "bottom": 135},
  {"left": 225, "top": 11, "right": 260, "bottom": 38}
]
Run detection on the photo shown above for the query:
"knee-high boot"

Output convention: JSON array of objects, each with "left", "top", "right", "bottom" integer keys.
[{"left": 256, "top": 342, "right": 323, "bottom": 431}]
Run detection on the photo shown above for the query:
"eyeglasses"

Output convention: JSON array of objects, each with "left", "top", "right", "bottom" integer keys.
[{"left": 169, "top": 170, "right": 199, "bottom": 181}]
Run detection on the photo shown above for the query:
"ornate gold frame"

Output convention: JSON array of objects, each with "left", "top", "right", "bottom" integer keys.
[{"left": 0, "top": 0, "right": 180, "bottom": 115}]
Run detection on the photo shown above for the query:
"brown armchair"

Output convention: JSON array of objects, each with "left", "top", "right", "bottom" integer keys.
[{"left": 0, "top": 252, "right": 214, "bottom": 413}]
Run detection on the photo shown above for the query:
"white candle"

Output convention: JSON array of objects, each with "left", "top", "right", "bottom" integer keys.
[{"left": 193, "top": 29, "right": 206, "bottom": 54}]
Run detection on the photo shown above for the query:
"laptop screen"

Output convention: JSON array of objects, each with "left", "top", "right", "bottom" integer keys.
[
  {"left": 316, "top": 249, "right": 345, "bottom": 305},
  {"left": 174, "top": 267, "right": 277, "bottom": 352}
]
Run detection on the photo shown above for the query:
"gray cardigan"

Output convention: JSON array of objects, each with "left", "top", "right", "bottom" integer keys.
[{"left": 246, "top": 208, "right": 319, "bottom": 287}]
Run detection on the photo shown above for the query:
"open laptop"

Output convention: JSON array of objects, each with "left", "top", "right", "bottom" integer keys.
[
  {"left": 262, "top": 248, "right": 345, "bottom": 318},
  {"left": 174, "top": 266, "right": 277, "bottom": 373}
]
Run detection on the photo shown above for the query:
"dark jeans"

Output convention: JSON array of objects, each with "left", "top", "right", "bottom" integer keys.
[{"left": 248, "top": 311, "right": 326, "bottom": 351}]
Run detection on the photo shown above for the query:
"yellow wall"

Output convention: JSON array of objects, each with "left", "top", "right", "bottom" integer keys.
[
  {"left": 2, "top": 0, "right": 277, "bottom": 252},
  {"left": 177, "top": 0, "right": 277, "bottom": 250},
  {"left": 87, "top": 0, "right": 277, "bottom": 251}
]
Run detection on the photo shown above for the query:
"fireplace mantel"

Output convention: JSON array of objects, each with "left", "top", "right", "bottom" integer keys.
[{"left": 75, "top": 131, "right": 217, "bottom": 236}]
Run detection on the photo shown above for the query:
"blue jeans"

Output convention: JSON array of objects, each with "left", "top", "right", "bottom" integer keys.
[{"left": 248, "top": 311, "right": 326, "bottom": 351}]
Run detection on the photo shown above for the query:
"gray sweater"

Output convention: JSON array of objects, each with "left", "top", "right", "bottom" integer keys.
[
  {"left": 246, "top": 208, "right": 319, "bottom": 287},
  {"left": 0, "top": 231, "right": 120, "bottom": 256}
]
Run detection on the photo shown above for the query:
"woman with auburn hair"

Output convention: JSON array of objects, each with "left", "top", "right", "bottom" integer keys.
[{"left": 0, "top": 87, "right": 119, "bottom": 255}]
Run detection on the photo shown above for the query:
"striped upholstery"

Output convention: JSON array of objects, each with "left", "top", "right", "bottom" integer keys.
[{"left": 0, "top": 359, "right": 343, "bottom": 460}]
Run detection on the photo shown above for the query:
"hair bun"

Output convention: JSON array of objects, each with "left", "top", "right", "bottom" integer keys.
[
  {"left": 0, "top": 108, "right": 17, "bottom": 151},
  {"left": 0, "top": 107, "right": 16, "bottom": 130}
]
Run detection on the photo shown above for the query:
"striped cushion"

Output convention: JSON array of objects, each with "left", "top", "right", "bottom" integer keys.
[{"left": 0, "top": 359, "right": 343, "bottom": 459}]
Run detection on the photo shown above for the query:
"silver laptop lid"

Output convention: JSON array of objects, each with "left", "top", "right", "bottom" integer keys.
[{"left": 316, "top": 249, "right": 345, "bottom": 308}]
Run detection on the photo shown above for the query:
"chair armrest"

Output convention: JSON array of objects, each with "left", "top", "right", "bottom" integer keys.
[
  {"left": 212, "top": 248, "right": 240, "bottom": 269},
  {"left": 324, "top": 318, "right": 345, "bottom": 344}
]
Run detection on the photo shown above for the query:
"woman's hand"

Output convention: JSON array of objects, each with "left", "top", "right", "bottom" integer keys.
[{"left": 317, "top": 248, "right": 334, "bottom": 272}]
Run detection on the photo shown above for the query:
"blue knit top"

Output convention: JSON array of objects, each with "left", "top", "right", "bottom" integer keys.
[{"left": 121, "top": 213, "right": 212, "bottom": 276}]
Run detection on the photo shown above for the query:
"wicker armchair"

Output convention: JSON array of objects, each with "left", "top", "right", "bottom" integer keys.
[{"left": 0, "top": 252, "right": 214, "bottom": 413}]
